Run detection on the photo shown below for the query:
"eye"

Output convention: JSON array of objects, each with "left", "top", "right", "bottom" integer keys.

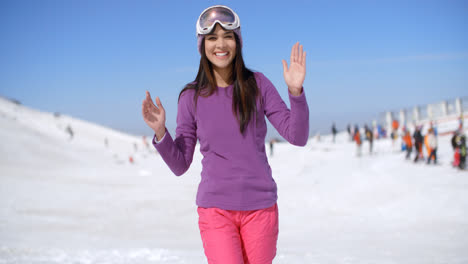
[
  {"left": 225, "top": 34, "right": 234, "bottom": 39},
  {"left": 206, "top": 36, "right": 216, "bottom": 40}
]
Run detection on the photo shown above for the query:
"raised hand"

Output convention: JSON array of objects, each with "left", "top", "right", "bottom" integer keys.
[
  {"left": 282, "top": 42, "right": 306, "bottom": 96},
  {"left": 142, "top": 91, "right": 166, "bottom": 140}
]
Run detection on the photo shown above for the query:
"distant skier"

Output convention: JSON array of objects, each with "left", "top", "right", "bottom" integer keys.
[
  {"left": 377, "top": 124, "right": 381, "bottom": 139},
  {"left": 372, "top": 122, "right": 379, "bottom": 140},
  {"left": 391, "top": 119, "right": 399, "bottom": 151},
  {"left": 364, "top": 124, "right": 373, "bottom": 154},
  {"left": 413, "top": 126, "right": 424, "bottom": 162},
  {"left": 459, "top": 132, "right": 467, "bottom": 170},
  {"left": 65, "top": 125, "right": 74, "bottom": 140},
  {"left": 452, "top": 131, "right": 460, "bottom": 167},
  {"left": 331, "top": 123, "right": 337, "bottom": 143},
  {"left": 269, "top": 139, "right": 276, "bottom": 157},
  {"left": 453, "top": 129, "right": 467, "bottom": 169},
  {"left": 402, "top": 128, "right": 413, "bottom": 160},
  {"left": 354, "top": 125, "right": 362, "bottom": 157},
  {"left": 143, "top": 135, "right": 150, "bottom": 149},
  {"left": 347, "top": 124, "right": 352, "bottom": 141},
  {"left": 426, "top": 128, "right": 438, "bottom": 164},
  {"left": 392, "top": 119, "right": 399, "bottom": 136}
]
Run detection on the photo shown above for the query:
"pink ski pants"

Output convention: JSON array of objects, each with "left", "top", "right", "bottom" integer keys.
[{"left": 197, "top": 203, "right": 279, "bottom": 264}]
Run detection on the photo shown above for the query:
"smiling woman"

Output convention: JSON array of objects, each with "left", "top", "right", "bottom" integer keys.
[
  {"left": 204, "top": 26, "right": 237, "bottom": 82},
  {"left": 141, "top": 5, "right": 309, "bottom": 264}
]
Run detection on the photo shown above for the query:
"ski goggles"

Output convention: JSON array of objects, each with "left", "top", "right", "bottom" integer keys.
[{"left": 196, "top": 5, "right": 240, "bottom": 35}]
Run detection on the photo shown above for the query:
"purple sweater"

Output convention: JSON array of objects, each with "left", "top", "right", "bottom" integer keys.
[{"left": 153, "top": 72, "right": 309, "bottom": 211}]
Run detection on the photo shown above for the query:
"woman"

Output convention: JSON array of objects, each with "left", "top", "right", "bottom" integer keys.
[
  {"left": 426, "top": 128, "right": 438, "bottom": 164},
  {"left": 142, "top": 5, "right": 309, "bottom": 263}
]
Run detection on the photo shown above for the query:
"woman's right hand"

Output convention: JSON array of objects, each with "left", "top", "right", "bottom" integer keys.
[{"left": 142, "top": 91, "right": 166, "bottom": 141}]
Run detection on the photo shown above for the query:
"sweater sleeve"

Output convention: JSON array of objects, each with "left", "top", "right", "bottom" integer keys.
[
  {"left": 153, "top": 91, "right": 197, "bottom": 176},
  {"left": 259, "top": 72, "right": 309, "bottom": 146}
]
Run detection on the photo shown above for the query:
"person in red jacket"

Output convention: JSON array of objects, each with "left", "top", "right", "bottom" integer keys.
[
  {"left": 354, "top": 125, "right": 362, "bottom": 157},
  {"left": 391, "top": 119, "right": 399, "bottom": 151}
]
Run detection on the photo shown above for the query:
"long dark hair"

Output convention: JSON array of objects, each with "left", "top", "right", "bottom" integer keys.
[{"left": 179, "top": 31, "right": 260, "bottom": 134}]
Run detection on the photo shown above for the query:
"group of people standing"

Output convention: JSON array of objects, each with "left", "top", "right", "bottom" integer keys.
[
  {"left": 451, "top": 129, "right": 467, "bottom": 169},
  {"left": 342, "top": 124, "right": 375, "bottom": 156},
  {"left": 353, "top": 124, "right": 374, "bottom": 156},
  {"left": 340, "top": 119, "right": 467, "bottom": 169},
  {"left": 401, "top": 125, "right": 438, "bottom": 164},
  {"left": 401, "top": 123, "right": 466, "bottom": 170}
]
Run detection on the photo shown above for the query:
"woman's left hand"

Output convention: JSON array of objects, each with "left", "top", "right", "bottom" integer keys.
[{"left": 282, "top": 42, "right": 306, "bottom": 96}]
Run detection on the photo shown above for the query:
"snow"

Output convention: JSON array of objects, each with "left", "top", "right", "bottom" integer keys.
[{"left": 1, "top": 96, "right": 467, "bottom": 263}]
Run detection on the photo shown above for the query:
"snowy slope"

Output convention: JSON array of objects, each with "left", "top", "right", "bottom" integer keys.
[{"left": 1, "top": 97, "right": 467, "bottom": 264}]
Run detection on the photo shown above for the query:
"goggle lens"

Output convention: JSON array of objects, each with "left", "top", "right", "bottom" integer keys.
[{"left": 199, "top": 7, "right": 236, "bottom": 30}]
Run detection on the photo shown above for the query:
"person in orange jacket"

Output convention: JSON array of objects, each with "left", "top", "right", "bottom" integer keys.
[
  {"left": 402, "top": 128, "right": 413, "bottom": 160},
  {"left": 391, "top": 120, "right": 399, "bottom": 139},
  {"left": 390, "top": 119, "right": 400, "bottom": 151},
  {"left": 426, "top": 128, "right": 438, "bottom": 164},
  {"left": 424, "top": 128, "right": 435, "bottom": 163}
]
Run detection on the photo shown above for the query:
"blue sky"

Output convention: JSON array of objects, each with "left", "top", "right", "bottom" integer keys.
[{"left": 1, "top": 0, "right": 467, "bottom": 139}]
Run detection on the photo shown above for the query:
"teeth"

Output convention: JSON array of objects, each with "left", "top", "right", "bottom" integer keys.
[{"left": 216, "top": 52, "right": 228, "bottom": 56}]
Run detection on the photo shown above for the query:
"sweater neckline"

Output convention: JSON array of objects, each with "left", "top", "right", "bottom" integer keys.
[{"left": 218, "top": 84, "right": 233, "bottom": 89}]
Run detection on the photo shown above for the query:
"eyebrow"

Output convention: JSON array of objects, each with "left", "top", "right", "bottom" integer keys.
[{"left": 206, "top": 31, "right": 234, "bottom": 36}]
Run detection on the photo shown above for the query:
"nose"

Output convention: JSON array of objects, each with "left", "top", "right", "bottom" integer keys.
[{"left": 215, "top": 37, "right": 227, "bottom": 49}]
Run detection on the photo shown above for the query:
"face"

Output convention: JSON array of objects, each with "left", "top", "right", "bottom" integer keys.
[{"left": 204, "top": 24, "right": 237, "bottom": 71}]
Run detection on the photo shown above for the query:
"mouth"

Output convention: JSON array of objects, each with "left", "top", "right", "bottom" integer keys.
[{"left": 215, "top": 52, "right": 229, "bottom": 58}]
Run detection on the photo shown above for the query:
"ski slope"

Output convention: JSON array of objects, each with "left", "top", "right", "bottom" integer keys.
[{"left": 0, "top": 97, "right": 467, "bottom": 264}]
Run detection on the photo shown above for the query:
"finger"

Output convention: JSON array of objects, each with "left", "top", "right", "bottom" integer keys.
[
  {"left": 155, "top": 97, "right": 165, "bottom": 113},
  {"left": 146, "top": 91, "right": 152, "bottom": 102},
  {"left": 142, "top": 99, "right": 153, "bottom": 115},
  {"left": 299, "top": 44, "right": 304, "bottom": 65},
  {"left": 291, "top": 42, "right": 296, "bottom": 63},
  {"left": 282, "top": 59, "right": 288, "bottom": 73},
  {"left": 142, "top": 96, "right": 155, "bottom": 112},
  {"left": 142, "top": 98, "right": 149, "bottom": 111},
  {"left": 143, "top": 95, "right": 159, "bottom": 115},
  {"left": 293, "top": 42, "right": 299, "bottom": 62},
  {"left": 142, "top": 101, "right": 151, "bottom": 119},
  {"left": 145, "top": 91, "right": 158, "bottom": 109},
  {"left": 144, "top": 92, "right": 150, "bottom": 106}
]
